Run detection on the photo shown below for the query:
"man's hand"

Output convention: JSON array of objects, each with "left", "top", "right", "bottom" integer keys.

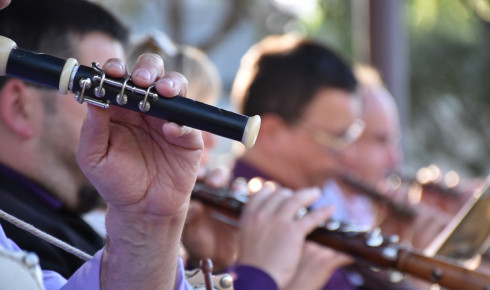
[
  {"left": 76, "top": 54, "right": 203, "bottom": 290},
  {"left": 236, "top": 184, "right": 333, "bottom": 288},
  {"left": 284, "top": 242, "right": 353, "bottom": 290},
  {"left": 77, "top": 54, "right": 202, "bottom": 216}
]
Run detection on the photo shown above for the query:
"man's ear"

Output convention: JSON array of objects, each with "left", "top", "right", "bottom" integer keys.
[{"left": 0, "top": 79, "right": 37, "bottom": 138}]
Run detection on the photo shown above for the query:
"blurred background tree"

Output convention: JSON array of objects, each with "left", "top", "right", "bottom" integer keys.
[
  {"left": 407, "top": 0, "right": 490, "bottom": 178},
  {"left": 92, "top": 0, "right": 490, "bottom": 179}
]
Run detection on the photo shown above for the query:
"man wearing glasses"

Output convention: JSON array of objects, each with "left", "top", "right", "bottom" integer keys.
[
  {"left": 229, "top": 35, "right": 417, "bottom": 289},
  {"left": 229, "top": 34, "right": 363, "bottom": 290},
  {"left": 230, "top": 34, "right": 363, "bottom": 192}
]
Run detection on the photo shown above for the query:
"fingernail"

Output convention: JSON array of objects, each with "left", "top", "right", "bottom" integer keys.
[
  {"left": 133, "top": 69, "right": 151, "bottom": 81},
  {"left": 157, "top": 78, "right": 175, "bottom": 88},
  {"left": 105, "top": 60, "right": 124, "bottom": 71}
]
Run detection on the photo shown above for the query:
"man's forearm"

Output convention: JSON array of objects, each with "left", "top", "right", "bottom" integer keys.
[{"left": 101, "top": 205, "right": 188, "bottom": 290}]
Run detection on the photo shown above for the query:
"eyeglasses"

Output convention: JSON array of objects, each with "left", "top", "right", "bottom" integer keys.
[{"left": 298, "top": 118, "right": 365, "bottom": 152}]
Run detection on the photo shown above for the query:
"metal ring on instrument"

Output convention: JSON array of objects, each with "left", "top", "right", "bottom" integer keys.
[
  {"left": 116, "top": 74, "right": 130, "bottom": 105},
  {"left": 92, "top": 62, "right": 106, "bottom": 98},
  {"left": 138, "top": 84, "right": 155, "bottom": 112},
  {"left": 75, "top": 78, "right": 92, "bottom": 104}
]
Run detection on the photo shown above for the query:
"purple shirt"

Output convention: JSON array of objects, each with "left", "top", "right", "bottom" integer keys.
[{"left": 231, "top": 265, "right": 278, "bottom": 290}]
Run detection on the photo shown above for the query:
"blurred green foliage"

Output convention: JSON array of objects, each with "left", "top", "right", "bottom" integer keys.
[{"left": 407, "top": 0, "right": 490, "bottom": 177}]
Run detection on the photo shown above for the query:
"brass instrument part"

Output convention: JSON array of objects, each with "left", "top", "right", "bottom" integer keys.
[{"left": 425, "top": 177, "right": 490, "bottom": 266}]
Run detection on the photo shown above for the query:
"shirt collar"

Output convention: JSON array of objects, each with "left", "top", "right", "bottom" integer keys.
[{"left": 0, "top": 162, "right": 63, "bottom": 210}]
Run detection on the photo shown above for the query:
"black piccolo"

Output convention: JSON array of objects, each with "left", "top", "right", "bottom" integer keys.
[{"left": 0, "top": 36, "right": 260, "bottom": 148}]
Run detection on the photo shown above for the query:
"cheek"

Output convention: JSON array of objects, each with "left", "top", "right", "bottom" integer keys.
[
  {"left": 341, "top": 147, "right": 358, "bottom": 168},
  {"left": 309, "top": 148, "right": 340, "bottom": 172},
  {"left": 359, "top": 145, "right": 394, "bottom": 181},
  {"left": 360, "top": 146, "right": 385, "bottom": 170},
  {"left": 371, "top": 145, "right": 394, "bottom": 166},
  {"left": 60, "top": 106, "right": 88, "bottom": 151},
  {"left": 60, "top": 98, "right": 88, "bottom": 133},
  {"left": 344, "top": 144, "right": 379, "bottom": 174}
]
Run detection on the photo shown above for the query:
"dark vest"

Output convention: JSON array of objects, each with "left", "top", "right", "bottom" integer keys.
[{"left": 0, "top": 163, "right": 104, "bottom": 278}]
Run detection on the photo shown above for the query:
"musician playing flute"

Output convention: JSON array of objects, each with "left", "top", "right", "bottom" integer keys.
[
  {"left": 0, "top": 0, "right": 202, "bottom": 288},
  {"left": 229, "top": 34, "right": 416, "bottom": 290}
]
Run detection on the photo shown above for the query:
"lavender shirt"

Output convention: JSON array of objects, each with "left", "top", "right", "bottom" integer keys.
[{"left": 0, "top": 222, "right": 190, "bottom": 290}]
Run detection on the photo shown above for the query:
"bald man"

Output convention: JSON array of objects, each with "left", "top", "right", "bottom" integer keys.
[
  {"left": 341, "top": 66, "right": 402, "bottom": 192},
  {"left": 332, "top": 66, "right": 450, "bottom": 253},
  {"left": 313, "top": 65, "right": 402, "bottom": 229}
]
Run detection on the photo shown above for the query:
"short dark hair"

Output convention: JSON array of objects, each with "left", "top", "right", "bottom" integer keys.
[
  {"left": 231, "top": 34, "right": 357, "bottom": 124},
  {"left": 0, "top": 0, "right": 128, "bottom": 89}
]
